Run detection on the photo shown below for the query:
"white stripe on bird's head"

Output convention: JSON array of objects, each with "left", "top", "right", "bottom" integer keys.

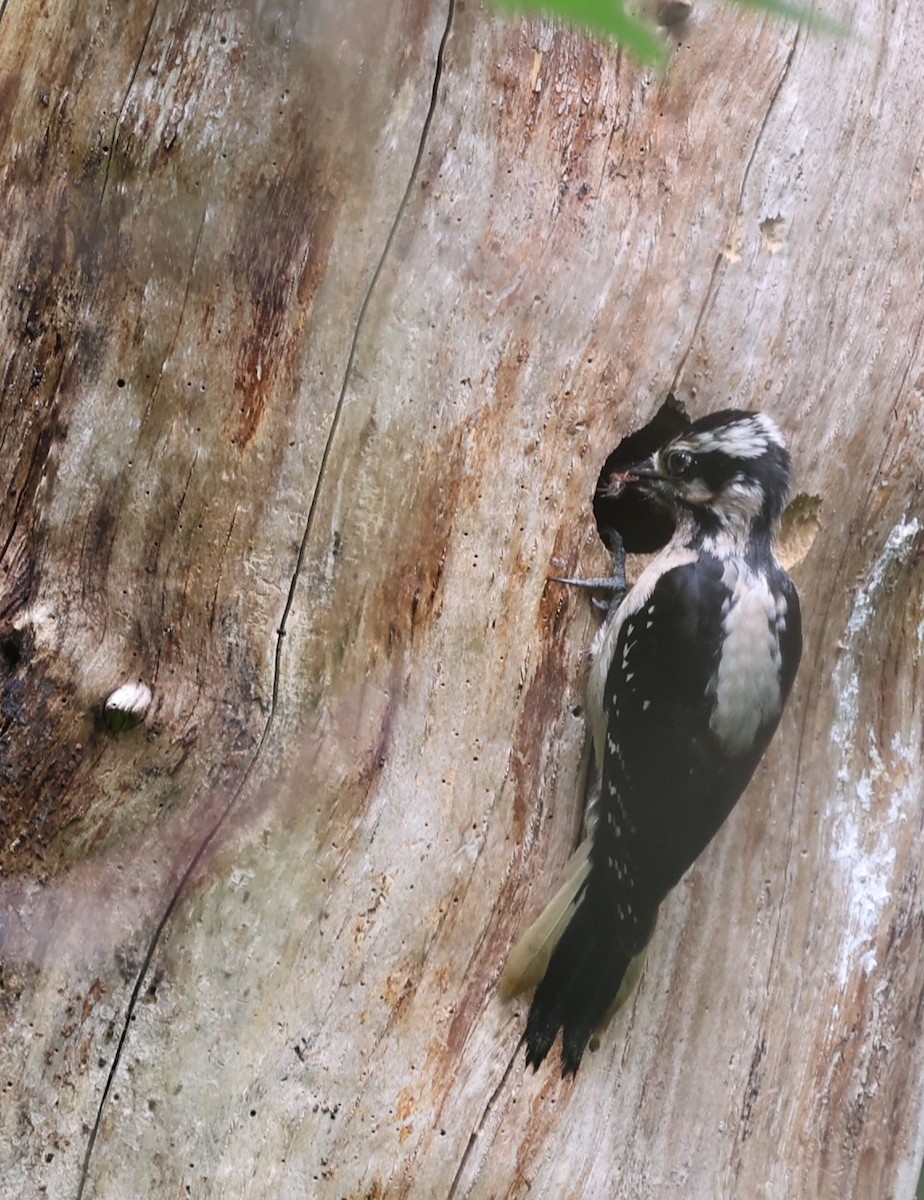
[{"left": 684, "top": 413, "right": 785, "bottom": 460}]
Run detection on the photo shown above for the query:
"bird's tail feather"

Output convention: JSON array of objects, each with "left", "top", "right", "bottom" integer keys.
[
  {"left": 500, "top": 837, "right": 593, "bottom": 999},
  {"left": 523, "top": 881, "right": 633, "bottom": 1075},
  {"left": 504, "top": 840, "right": 650, "bottom": 1075}
]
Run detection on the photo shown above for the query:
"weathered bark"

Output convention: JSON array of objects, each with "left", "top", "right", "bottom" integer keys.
[{"left": 1, "top": 0, "right": 922, "bottom": 1197}]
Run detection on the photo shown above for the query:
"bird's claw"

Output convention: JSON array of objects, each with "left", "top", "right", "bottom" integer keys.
[{"left": 549, "top": 537, "right": 627, "bottom": 615}]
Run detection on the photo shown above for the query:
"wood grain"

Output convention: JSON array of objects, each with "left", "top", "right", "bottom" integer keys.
[{"left": 1, "top": 0, "right": 922, "bottom": 1197}]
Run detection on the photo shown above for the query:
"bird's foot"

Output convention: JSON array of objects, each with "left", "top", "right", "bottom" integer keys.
[{"left": 549, "top": 537, "right": 627, "bottom": 613}]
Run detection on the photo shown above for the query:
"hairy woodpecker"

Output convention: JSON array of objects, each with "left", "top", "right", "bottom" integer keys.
[{"left": 502, "top": 408, "right": 802, "bottom": 1075}]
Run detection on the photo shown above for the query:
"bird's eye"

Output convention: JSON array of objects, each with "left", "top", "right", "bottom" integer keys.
[{"left": 665, "top": 448, "right": 694, "bottom": 477}]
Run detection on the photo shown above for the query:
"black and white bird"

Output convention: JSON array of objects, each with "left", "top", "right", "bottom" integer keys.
[{"left": 502, "top": 408, "right": 802, "bottom": 1075}]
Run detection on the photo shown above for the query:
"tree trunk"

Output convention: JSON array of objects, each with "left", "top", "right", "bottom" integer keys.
[{"left": 2, "top": 0, "right": 923, "bottom": 1197}]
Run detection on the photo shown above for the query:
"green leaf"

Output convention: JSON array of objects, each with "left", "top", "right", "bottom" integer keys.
[
  {"left": 732, "top": 0, "right": 850, "bottom": 38},
  {"left": 490, "top": 0, "right": 851, "bottom": 63},
  {"left": 490, "top": 0, "right": 667, "bottom": 66}
]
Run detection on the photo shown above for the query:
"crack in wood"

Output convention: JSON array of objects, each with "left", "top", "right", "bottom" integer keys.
[
  {"left": 671, "top": 30, "right": 799, "bottom": 392},
  {"left": 137, "top": 205, "right": 209, "bottom": 450},
  {"left": 73, "top": 5, "right": 457, "bottom": 1196},
  {"left": 446, "top": 1036, "right": 524, "bottom": 1200},
  {"left": 268, "top": 0, "right": 458, "bottom": 714},
  {"left": 206, "top": 506, "right": 238, "bottom": 635},
  {"left": 94, "top": 0, "right": 163, "bottom": 224}
]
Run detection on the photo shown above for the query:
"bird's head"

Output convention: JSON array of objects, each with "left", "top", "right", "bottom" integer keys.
[{"left": 602, "top": 409, "right": 792, "bottom": 541}]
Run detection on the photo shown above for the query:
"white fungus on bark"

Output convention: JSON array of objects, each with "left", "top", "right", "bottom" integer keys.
[{"left": 104, "top": 681, "right": 153, "bottom": 732}]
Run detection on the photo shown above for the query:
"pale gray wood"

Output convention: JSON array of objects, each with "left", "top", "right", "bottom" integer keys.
[{"left": 1, "top": 0, "right": 922, "bottom": 1198}]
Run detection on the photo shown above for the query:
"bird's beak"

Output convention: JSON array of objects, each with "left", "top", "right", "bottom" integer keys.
[{"left": 601, "top": 459, "right": 660, "bottom": 499}]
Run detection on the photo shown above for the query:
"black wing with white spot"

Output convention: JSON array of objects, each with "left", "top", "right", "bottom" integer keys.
[
  {"left": 524, "top": 555, "right": 799, "bottom": 1074},
  {"left": 596, "top": 556, "right": 759, "bottom": 938}
]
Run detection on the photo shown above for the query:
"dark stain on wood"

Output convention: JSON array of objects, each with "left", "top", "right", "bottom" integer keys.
[
  {"left": 509, "top": 521, "right": 588, "bottom": 839},
  {"left": 0, "top": 651, "right": 89, "bottom": 869},
  {"left": 374, "top": 464, "right": 460, "bottom": 652},
  {"left": 440, "top": 530, "right": 590, "bottom": 1081},
  {"left": 231, "top": 144, "right": 339, "bottom": 449},
  {"left": 739, "top": 1032, "right": 766, "bottom": 1141},
  {"left": 0, "top": 623, "right": 265, "bottom": 879}
]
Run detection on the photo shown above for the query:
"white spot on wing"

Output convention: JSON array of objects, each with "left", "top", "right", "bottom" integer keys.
[{"left": 587, "top": 544, "right": 698, "bottom": 763}]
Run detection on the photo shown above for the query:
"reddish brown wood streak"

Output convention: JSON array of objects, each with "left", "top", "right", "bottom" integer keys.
[{"left": 1, "top": 0, "right": 924, "bottom": 1197}]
